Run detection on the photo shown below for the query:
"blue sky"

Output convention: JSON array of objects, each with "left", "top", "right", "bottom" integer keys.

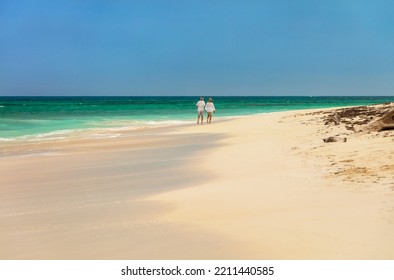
[{"left": 1, "top": 0, "right": 393, "bottom": 96}]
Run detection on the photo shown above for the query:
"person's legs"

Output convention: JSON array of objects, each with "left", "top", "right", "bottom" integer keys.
[
  {"left": 207, "top": 112, "right": 212, "bottom": 123},
  {"left": 197, "top": 111, "right": 204, "bottom": 124}
]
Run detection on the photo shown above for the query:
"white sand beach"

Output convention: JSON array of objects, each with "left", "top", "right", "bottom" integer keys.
[{"left": 1, "top": 105, "right": 393, "bottom": 259}]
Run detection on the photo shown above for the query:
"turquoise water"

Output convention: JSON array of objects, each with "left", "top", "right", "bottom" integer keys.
[{"left": 1, "top": 96, "right": 393, "bottom": 140}]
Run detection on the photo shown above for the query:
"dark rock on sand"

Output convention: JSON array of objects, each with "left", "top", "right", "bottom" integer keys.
[
  {"left": 322, "top": 103, "right": 394, "bottom": 132},
  {"left": 368, "top": 109, "right": 394, "bottom": 132},
  {"left": 323, "top": 136, "right": 347, "bottom": 143}
]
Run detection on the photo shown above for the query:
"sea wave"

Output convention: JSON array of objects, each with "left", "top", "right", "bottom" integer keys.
[
  {"left": 86, "top": 133, "right": 122, "bottom": 139},
  {"left": 107, "top": 119, "right": 193, "bottom": 131},
  {"left": 0, "top": 137, "right": 15, "bottom": 142},
  {"left": 0, "top": 129, "right": 81, "bottom": 142},
  {"left": 0, "top": 119, "right": 188, "bottom": 142}
]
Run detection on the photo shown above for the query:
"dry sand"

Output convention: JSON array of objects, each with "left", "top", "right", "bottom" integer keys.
[{"left": 1, "top": 105, "right": 393, "bottom": 259}]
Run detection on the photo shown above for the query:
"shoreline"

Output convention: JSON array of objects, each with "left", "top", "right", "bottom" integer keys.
[
  {"left": 2, "top": 96, "right": 393, "bottom": 143},
  {"left": 1, "top": 104, "right": 393, "bottom": 259}
]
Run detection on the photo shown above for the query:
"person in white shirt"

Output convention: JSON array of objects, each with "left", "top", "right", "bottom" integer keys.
[
  {"left": 196, "top": 97, "right": 206, "bottom": 124},
  {"left": 205, "top": 97, "right": 215, "bottom": 124}
]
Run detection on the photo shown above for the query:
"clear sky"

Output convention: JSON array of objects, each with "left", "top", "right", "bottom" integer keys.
[{"left": 1, "top": 0, "right": 393, "bottom": 96}]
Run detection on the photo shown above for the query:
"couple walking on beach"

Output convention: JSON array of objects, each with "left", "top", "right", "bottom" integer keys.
[{"left": 196, "top": 97, "right": 215, "bottom": 124}]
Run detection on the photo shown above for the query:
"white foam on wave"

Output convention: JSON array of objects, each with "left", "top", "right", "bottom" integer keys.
[
  {"left": 145, "top": 120, "right": 192, "bottom": 126},
  {"left": 34, "top": 129, "right": 79, "bottom": 137},
  {"left": 0, "top": 129, "right": 82, "bottom": 142},
  {"left": 0, "top": 137, "right": 15, "bottom": 142},
  {"left": 87, "top": 133, "right": 122, "bottom": 139},
  {"left": 25, "top": 129, "right": 82, "bottom": 141},
  {"left": 108, "top": 119, "right": 193, "bottom": 132},
  {"left": 35, "top": 137, "right": 67, "bottom": 141}
]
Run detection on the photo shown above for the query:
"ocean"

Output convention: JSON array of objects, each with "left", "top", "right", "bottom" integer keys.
[{"left": 0, "top": 96, "right": 393, "bottom": 141}]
